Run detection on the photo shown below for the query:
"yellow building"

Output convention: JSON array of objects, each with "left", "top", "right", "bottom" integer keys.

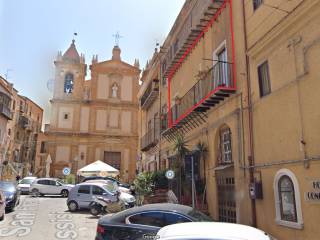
[
  {"left": 0, "top": 76, "right": 43, "bottom": 180},
  {"left": 42, "top": 40, "right": 140, "bottom": 182},
  {"left": 138, "top": 49, "right": 162, "bottom": 172},
  {"left": 139, "top": 0, "right": 253, "bottom": 224},
  {"left": 244, "top": 0, "right": 320, "bottom": 239}
]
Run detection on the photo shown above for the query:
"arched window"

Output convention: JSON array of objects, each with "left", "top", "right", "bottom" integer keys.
[
  {"left": 217, "top": 126, "right": 232, "bottom": 165},
  {"left": 64, "top": 73, "right": 74, "bottom": 93},
  {"left": 278, "top": 176, "right": 297, "bottom": 222},
  {"left": 274, "top": 169, "right": 303, "bottom": 229}
]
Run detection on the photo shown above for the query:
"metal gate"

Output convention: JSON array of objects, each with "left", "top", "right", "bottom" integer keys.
[{"left": 216, "top": 170, "right": 237, "bottom": 223}]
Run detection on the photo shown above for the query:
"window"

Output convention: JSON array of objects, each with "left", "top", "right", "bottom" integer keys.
[
  {"left": 63, "top": 113, "right": 69, "bottom": 120},
  {"left": 78, "top": 185, "right": 90, "bottom": 194},
  {"left": 8, "top": 128, "right": 11, "bottom": 136},
  {"left": 128, "top": 212, "right": 165, "bottom": 227},
  {"left": 38, "top": 180, "right": 49, "bottom": 185},
  {"left": 163, "top": 213, "right": 191, "bottom": 225},
  {"left": 217, "top": 47, "right": 229, "bottom": 87},
  {"left": 64, "top": 73, "right": 74, "bottom": 93},
  {"left": 218, "top": 127, "right": 232, "bottom": 165},
  {"left": 274, "top": 169, "right": 303, "bottom": 229},
  {"left": 258, "top": 61, "right": 271, "bottom": 97},
  {"left": 253, "top": 0, "right": 263, "bottom": 11},
  {"left": 92, "top": 186, "right": 104, "bottom": 195},
  {"left": 278, "top": 176, "right": 297, "bottom": 222},
  {"left": 12, "top": 100, "right": 15, "bottom": 110}
]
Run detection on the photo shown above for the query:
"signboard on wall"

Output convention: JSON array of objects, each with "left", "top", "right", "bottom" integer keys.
[{"left": 305, "top": 180, "right": 320, "bottom": 202}]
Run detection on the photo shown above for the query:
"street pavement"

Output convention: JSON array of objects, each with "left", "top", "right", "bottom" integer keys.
[{"left": 0, "top": 195, "right": 98, "bottom": 240}]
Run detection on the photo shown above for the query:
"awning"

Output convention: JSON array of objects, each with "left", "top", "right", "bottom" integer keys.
[{"left": 77, "top": 160, "right": 119, "bottom": 177}]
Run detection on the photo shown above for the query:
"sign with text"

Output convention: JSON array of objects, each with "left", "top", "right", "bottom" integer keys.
[{"left": 305, "top": 180, "right": 320, "bottom": 202}]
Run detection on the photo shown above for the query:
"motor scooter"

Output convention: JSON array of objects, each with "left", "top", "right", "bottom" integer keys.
[{"left": 89, "top": 191, "right": 126, "bottom": 216}]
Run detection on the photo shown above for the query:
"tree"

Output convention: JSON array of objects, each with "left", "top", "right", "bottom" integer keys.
[
  {"left": 195, "top": 141, "right": 208, "bottom": 208},
  {"left": 173, "top": 135, "right": 189, "bottom": 202}
]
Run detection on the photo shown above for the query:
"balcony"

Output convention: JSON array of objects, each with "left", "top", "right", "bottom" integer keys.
[
  {"left": 163, "top": 62, "right": 235, "bottom": 140},
  {"left": 19, "top": 115, "right": 29, "bottom": 129},
  {"left": 0, "top": 103, "right": 13, "bottom": 120},
  {"left": 162, "top": 0, "right": 227, "bottom": 78},
  {"left": 141, "top": 120, "right": 160, "bottom": 151},
  {"left": 140, "top": 79, "right": 159, "bottom": 110}
]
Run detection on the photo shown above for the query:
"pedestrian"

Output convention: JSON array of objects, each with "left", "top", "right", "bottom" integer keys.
[{"left": 16, "top": 174, "right": 21, "bottom": 182}]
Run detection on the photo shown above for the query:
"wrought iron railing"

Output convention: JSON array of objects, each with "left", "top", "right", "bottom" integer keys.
[
  {"left": 0, "top": 102, "right": 12, "bottom": 119},
  {"left": 170, "top": 62, "right": 233, "bottom": 125},
  {"left": 140, "top": 80, "right": 159, "bottom": 107},
  {"left": 141, "top": 119, "right": 160, "bottom": 150}
]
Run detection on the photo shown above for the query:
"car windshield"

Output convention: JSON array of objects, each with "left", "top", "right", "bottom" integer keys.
[
  {"left": 20, "top": 179, "right": 35, "bottom": 184},
  {"left": 102, "top": 181, "right": 118, "bottom": 194},
  {"left": 188, "top": 209, "right": 213, "bottom": 222},
  {"left": 0, "top": 181, "right": 15, "bottom": 191}
]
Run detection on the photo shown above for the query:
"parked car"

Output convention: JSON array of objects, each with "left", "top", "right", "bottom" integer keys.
[
  {"left": 0, "top": 190, "right": 5, "bottom": 221},
  {"left": 0, "top": 181, "right": 20, "bottom": 211},
  {"left": 29, "top": 178, "right": 74, "bottom": 197},
  {"left": 81, "top": 176, "right": 131, "bottom": 189},
  {"left": 95, "top": 203, "right": 213, "bottom": 240},
  {"left": 17, "top": 176, "right": 37, "bottom": 194},
  {"left": 156, "top": 222, "right": 274, "bottom": 240},
  {"left": 86, "top": 179, "right": 132, "bottom": 194},
  {"left": 67, "top": 182, "right": 135, "bottom": 212}
]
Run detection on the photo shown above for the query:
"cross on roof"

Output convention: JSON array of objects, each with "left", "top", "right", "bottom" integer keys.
[{"left": 112, "top": 31, "right": 123, "bottom": 47}]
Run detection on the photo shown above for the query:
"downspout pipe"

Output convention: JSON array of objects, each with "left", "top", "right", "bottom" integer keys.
[{"left": 241, "top": 0, "right": 257, "bottom": 227}]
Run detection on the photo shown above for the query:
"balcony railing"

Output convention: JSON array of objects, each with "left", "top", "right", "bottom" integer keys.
[
  {"left": 0, "top": 103, "right": 13, "bottom": 120},
  {"left": 140, "top": 80, "right": 159, "bottom": 110},
  {"left": 162, "top": 62, "right": 235, "bottom": 140},
  {"left": 141, "top": 120, "right": 160, "bottom": 151},
  {"left": 162, "top": 0, "right": 226, "bottom": 78}
]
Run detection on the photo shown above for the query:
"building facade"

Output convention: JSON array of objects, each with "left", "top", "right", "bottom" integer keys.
[
  {"left": 244, "top": 0, "right": 320, "bottom": 239},
  {"left": 43, "top": 41, "right": 140, "bottom": 182},
  {"left": 0, "top": 76, "right": 43, "bottom": 180},
  {"left": 139, "top": 0, "right": 320, "bottom": 239},
  {"left": 0, "top": 76, "right": 13, "bottom": 178},
  {"left": 138, "top": 49, "right": 161, "bottom": 173}
]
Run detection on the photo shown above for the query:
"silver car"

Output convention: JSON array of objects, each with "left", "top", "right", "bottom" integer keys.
[
  {"left": 0, "top": 190, "right": 5, "bottom": 221},
  {"left": 67, "top": 182, "right": 118, "bottom": 212}
]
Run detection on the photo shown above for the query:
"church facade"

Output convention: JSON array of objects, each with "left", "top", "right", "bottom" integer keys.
[{"left": 42, "top": 40, "right": 140, "bottom": 182}]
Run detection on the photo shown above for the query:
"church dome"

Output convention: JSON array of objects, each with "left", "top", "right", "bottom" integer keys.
[{"left": 62, "top": 40, "right": 80, "bottom": 63}]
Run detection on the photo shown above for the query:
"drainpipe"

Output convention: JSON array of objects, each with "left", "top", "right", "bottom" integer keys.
[{"left": 241, "top": 0, "right": 257, "bottom": 227}]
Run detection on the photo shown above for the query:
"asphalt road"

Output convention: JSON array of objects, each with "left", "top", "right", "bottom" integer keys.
[{"left": 0, "top": 195, "right": 98, "bottom": 240}]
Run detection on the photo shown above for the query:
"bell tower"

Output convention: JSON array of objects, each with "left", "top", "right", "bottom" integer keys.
[{"left": 53, "top": 40, "right": 86, "bottom": 100}]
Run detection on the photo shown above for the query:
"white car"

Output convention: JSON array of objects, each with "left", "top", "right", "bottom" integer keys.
[
  {"left": 17, "top": 177, "right": 37, "bottom": 194},
  {"left": 156, "top": 222, "right": 274, "bottom": 240},
  {"left": 30, "top": 178, "right": 74, "bottom": 197}
]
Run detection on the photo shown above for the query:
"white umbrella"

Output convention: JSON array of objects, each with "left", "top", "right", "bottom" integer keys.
[{"left": 77, "top": 160, "right": 119, "bottom": 177}]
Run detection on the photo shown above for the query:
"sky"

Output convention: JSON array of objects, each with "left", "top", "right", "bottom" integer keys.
[{"left": 0, "top": 0, "right": 185, "bottom": 124}]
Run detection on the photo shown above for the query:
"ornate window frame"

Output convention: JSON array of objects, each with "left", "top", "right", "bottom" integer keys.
[{"left": 273, "top": 169, "right": 303, "bottom": 229}]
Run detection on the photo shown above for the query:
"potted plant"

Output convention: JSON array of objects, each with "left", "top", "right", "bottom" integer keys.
[{"left": 133, "top": 172, "right": 154, "bottom": 205}]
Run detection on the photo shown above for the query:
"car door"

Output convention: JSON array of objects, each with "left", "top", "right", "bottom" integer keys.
[
  {"left": 76, "top": 185, "right": 92, "bottom": 208},
  {"left": 109, "top": 224, "right": 159, "bottom": 240},
  {"left": 49, "top": 180, "right": 61, "bottom": 194},
  {"left": 162, "top": 212, "right": 192, "bottom": 226},
  {"left": 36, "top": 180, "right": 48, "bottom": 194}
]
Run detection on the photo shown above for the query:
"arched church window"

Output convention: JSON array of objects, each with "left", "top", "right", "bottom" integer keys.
[{"left": 64, "top": 73, "right": 74, "bottom": 93}]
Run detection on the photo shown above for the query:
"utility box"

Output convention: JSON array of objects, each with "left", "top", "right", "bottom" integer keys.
[{"left": 249, "top": 181, "right": 263, "bottom": 199}]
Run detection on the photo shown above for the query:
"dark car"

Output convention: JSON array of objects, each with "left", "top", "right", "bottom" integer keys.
[
  {"left": 82, "top": 176, "right": 130, "bottom": 189},
  {"left": 0, "top": 181, "right": 20, "bottom": 211},
  {"left": 95, "top": 203, "right": 212, "bottom": 240}
]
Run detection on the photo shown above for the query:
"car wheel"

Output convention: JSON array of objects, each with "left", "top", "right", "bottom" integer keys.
[
  {"left": 68, "top": 201, "right": 78, "bottom": 212},
  {"left": 90, "top": 206, "right": 101, "bottom": 216},
  {"left": 31, "top": 188, "right": 40, "bottom": 197},
  {"left": 61, "top": 189, "right": 69, "bottom": 198}
]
